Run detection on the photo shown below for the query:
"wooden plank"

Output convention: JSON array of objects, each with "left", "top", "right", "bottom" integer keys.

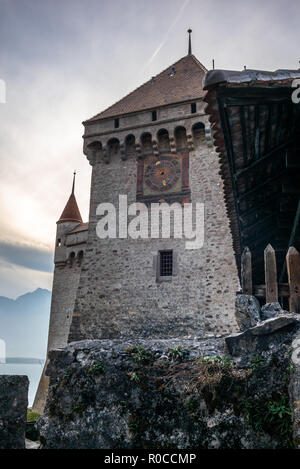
[
  {"left": 279, "top": 200, "right": 300, "bottom": 283},
  {"left": 264, "top": 244, "right": 278, "bottom": 303},
  {"left": 254, "top": 283, "right": 289, "bottom": 298},
  {"left": 241, "top": 247, "right": 252, "bottom": 295},
  {"left": 286, "top": 246, "right": 300, "bottom": 313}
]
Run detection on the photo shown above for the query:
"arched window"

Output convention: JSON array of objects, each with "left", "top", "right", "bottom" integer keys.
[
  {"left": 192, "top": 122, "right": 205, "bottom": 146},
  {"left": 77, "top": 250, "right": 84, "bottom": 266},
  {"left": 157, "top": 129, "right": 170, "bottom": 153},
  {"left": 174, "top": 126, "right": 187, "bottom": 151},
  {"left": 125, "top": 134, "right": 136, "bottom": 157},
  {"left": 107, "top": 138, "right": 120, "bottom": 159},
  {"left": 68, "top": 252, "right": 75, "bottom": 267},
  {"left": 141, "top": 133, "right": 152, "bottom": 155}
]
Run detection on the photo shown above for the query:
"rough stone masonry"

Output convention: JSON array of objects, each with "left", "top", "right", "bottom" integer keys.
[
  {"left": 38, "top": 307, "right": 300, "bottom": 449},
  {"left": 0, "top": 375, "right": 28, "bottom": 449}
]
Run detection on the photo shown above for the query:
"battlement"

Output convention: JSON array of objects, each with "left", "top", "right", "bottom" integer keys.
[{"left": 83, "top": 100, "right": 212, "bottom": 166}]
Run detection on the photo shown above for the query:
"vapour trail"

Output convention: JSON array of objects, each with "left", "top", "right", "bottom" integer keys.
[{"left": 140, "top": 0, "right": 190, "bottom": 74}]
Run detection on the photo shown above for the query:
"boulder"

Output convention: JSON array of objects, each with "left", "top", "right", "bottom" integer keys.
[
  {"left": 261, "top": 302, "right": 289, "bottom": 321},
  {"left": 226, "top": 314, "right": 299, "bottom": 356},
  {"left": 235, "top": 294, "right": 261, "bottom": 331}
]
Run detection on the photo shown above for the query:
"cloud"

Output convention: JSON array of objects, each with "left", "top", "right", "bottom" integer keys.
[
  {"left": 0, "top": 0, "right": 299, "bottom": 298},
  {"left": 0, "top": 240, "right": 53, "bottom": 273}
]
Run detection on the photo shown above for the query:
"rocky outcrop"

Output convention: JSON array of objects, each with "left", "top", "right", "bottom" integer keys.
[
  {"left": 0, "top": 375, "right": 28, "bottom": 449},
  {"left": 226, "top": 314, "right": 298, "bottom": 357},
  {"left": 37, "top": 332, "right": 298, "bottom": 449},
  {"left": 235, "top": 294, "right": 261, "bottom": 331},
  {"left": 290, "top": 329, "right": 300, "bottom": 449}
]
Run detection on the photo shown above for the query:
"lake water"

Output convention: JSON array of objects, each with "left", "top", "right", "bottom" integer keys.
[{"left": 0, "top": 362, "right": 44, "bottom": 407}]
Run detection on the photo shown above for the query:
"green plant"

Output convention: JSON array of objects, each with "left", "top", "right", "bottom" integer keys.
[
  {"left": 168, "top": 346, "right": 189, "bottom": 361},
  {"left": 197, "top": 355, "right": 233, "bottom": 368},
  {"left": 27, "top": 410, "right": 41, "bottom": 422},
  {"left": 268, "top": 397, "right": 292, "bottom": 421},
  {"left": 242, "top": 396, "right": 293, "bottom": 447},
  {"left": 126, "top": 345, "right": 154, "bottom": 363},
  {"left": 61, "top": 369, "right": 72, "bottom": 386},
  {"left": 251, "top": 355, "right": 265, "bottom": 371},
  {"left": 86, "top": 360, "right": 106, "bottom": 376}
]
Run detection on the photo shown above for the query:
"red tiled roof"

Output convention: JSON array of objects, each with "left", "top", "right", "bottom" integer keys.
[
  {"left": 57, "top": 194, "right": 83, "bottom": 224},
  {"left": 84, "top": 54, "right": 207, "bottom": 123}
]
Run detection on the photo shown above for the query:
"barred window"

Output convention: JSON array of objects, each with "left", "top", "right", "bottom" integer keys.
[{"left": 159, "top": 250, "right": 173, "bottom": 277}]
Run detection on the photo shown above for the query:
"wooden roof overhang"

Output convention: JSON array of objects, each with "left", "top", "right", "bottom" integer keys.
[{"left": 203, "top": 69, "right": 300, "bottom": 283}]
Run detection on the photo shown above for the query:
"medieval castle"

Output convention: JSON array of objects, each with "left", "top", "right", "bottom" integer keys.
[{"left": 33, "top": 35, "right": 240, "bottom": 413}]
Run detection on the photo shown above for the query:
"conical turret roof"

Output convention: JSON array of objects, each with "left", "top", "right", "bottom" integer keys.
[{"left": 57, "top": 172, "right": 83, "bottom": 224}]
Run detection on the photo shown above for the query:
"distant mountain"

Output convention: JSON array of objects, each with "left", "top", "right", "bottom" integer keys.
[{"left": 0, "top": 288, "right": 51, "bottom": 359}]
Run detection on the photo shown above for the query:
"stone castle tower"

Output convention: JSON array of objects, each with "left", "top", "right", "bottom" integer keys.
[{"left": 33, "top": 39, "right": 239, "bottom": 412}]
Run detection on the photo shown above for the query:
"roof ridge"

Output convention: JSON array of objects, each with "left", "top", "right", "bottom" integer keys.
[{"left": 84, "top": 54, "right": 207, "bottom": 124}]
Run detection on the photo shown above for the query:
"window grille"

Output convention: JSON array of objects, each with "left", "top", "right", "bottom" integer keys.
[{"left": 160, "top": 250, "right": 173, "bottom": 277}]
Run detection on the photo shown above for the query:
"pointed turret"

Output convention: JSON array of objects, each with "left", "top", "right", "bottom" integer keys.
[{"left": 57, "top": 172, "right": 82, "bottom": 224}]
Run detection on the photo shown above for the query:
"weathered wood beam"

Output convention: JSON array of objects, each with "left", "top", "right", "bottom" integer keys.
[
  {"left": 241, "top": 213, "right": 275, "bottom": 233},
  {"left": 238, "top": 173, "right": 284, "bottom": 202},
  {"left": 286, "top": 246, "right": 300, "bottom": 313},
  {"left": 254, "top": 283, "right": 289, "bottom": 298},
  {"left": 264, "top": 244, "right": 278, "bottom": 303},
  {"left": 239, "top": 193, "right": 280, "bottom": 220},
  {"left": 241, "top": 247, "right": 252, "bottom": 295},
  {"left": 279, "top": 199, "right": 300, "bottom": 283},
  {"left": 286, "top": 151, "right": 300, "bottom": 168}
]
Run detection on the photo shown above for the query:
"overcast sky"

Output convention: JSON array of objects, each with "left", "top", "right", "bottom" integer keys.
[{"left": 0, "top": 0, "right": 299, "bottom": 298}]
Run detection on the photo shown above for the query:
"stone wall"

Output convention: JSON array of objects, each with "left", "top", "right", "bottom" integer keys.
[
  {"left": 33, "top": 260, "right": 83, "bottom": 414},
  {"left": 37, "top": 333, "right": 296, "bottom": 449},
  {"left": 69, "top": 128, "right": 238, "bottom": 342},
  {"left": 0, "top": 375, "right": 28, "bottom": 449}
]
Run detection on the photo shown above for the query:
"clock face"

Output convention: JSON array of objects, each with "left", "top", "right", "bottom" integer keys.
[{"left": 144, "top": 156, "right": 180, "bottom": 192}]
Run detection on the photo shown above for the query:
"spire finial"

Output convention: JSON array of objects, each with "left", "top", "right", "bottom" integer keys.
[
  {"left": 187, "top": 28, "right": 192, "bottom": 56},
  {"left": 72, "top": 171, "right": 76, "bottom": 195}
]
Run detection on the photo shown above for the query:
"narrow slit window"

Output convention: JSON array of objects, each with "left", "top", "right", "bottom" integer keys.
[
  {"left": 152, "top": 110, "right": 157, "bottom": 121},
  {"left": 160, "top": 250, "right": 173, "bottom": 277},
  {"left": 191, "top": 102, "right": 197, "bottom": 114},
  {"left": 114, "top": 118, "right": 119, "bottom": 128}
]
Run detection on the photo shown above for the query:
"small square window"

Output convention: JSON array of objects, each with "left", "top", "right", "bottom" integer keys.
[
  {"left": 160, "top": 250, "right": 173, "bottom": 277},
  {"left": 114, "top": 118, "right": 119, "bottom": 128},
  {"left": 152, "top": 110, "right": 157, "bottom": 121},
  {"left": 191, "top": 103, "right": 197, "bottom": 114}
]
